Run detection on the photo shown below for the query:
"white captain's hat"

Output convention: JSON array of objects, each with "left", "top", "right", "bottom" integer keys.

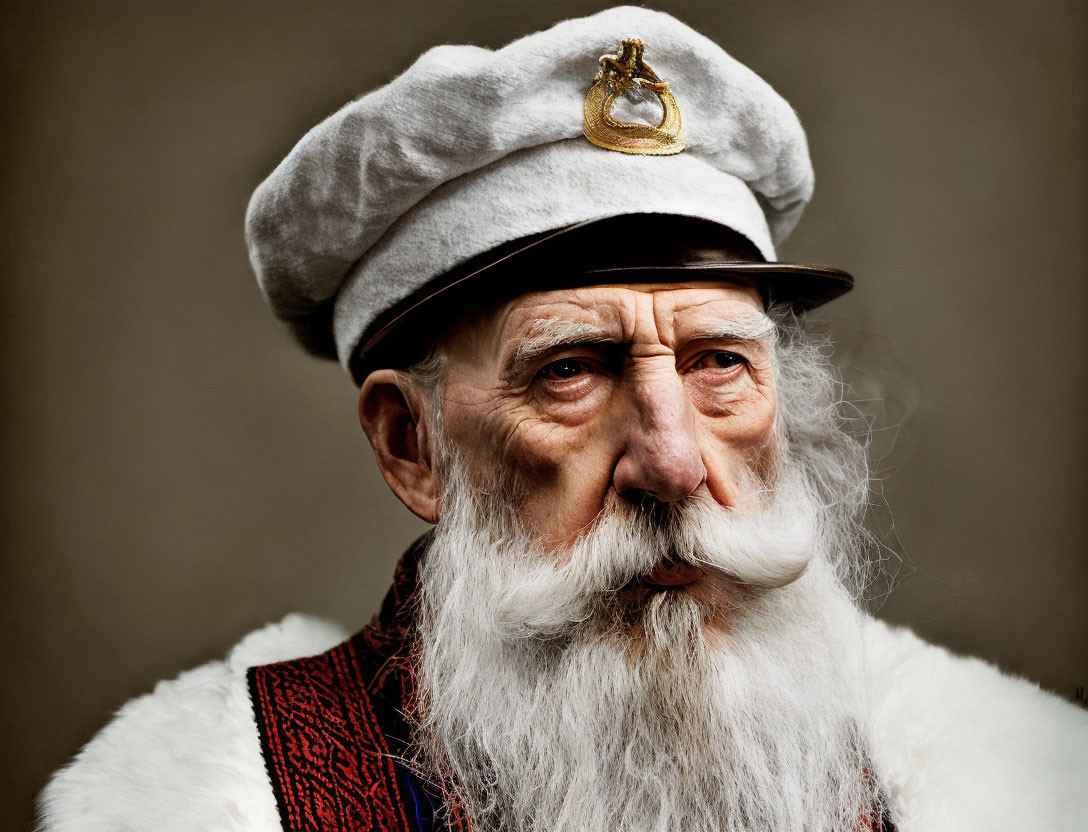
[{"left": 246, "top": 5, "right": 851, "bottom": 383}]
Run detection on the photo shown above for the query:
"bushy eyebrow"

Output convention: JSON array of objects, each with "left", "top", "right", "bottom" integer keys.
[
  {"left": 686, "top": 311, "right": 777, "bottom": 347},
  {"left": 503, "top": 320, "right": 616, "bottom": 382}
]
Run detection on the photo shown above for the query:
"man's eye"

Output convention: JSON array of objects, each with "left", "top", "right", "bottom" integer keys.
[
  {"left": 540, "top": 358, "right": 588, "bottom": 380},
  {"left": 692, "top": 351, "right": 745, "bottom": 371}
]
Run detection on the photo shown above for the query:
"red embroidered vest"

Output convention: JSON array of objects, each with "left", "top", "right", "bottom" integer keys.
[
  {"left": 248, "top": 536, "right": 468, "bottom": 832},
  {"left": 248, "top": 536, "right": 895, "bottom": 832}
]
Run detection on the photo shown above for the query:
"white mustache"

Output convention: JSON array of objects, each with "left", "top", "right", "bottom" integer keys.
[
  {"left": 493, "top": 470, "right": 820, "bottom": 638},
  {"left": 686, "top": 488, "right": 816, "bottom": 588}
]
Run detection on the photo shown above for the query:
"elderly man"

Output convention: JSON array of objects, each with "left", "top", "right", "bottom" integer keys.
[{"left": 40, "top": 6, "right": 1087, "bottom": 832}]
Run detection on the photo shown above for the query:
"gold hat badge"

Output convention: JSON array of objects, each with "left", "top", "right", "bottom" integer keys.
[{"left": 583, "top": 39, "right": 685, "bottom": 156}]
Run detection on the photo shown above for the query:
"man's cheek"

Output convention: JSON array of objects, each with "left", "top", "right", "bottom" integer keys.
[
  {"left": 696, "top": 393, "right": 777, "bottom": 452},
  {"left": 497, "top": 416, "right": 563, "bottom": 482},
  {"left": 498, "top": 416, "right": 617, "bottom": 537},
  {"left": 697, "top": 410, "right": 779, "bottom": 508}
]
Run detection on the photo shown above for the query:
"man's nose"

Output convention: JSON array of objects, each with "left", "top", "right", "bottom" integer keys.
[{"left": 612, "top": 370, "right": 706, "bottom": 503}]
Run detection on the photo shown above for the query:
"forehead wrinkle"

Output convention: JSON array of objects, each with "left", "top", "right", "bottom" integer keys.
[{"left": 500, "top": 295, "right": 630, "bottom": 348}]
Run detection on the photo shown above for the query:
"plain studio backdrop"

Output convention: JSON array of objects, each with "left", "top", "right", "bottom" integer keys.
[{"left": 1, "top": 0, "right": 1085, "bottom": 827}]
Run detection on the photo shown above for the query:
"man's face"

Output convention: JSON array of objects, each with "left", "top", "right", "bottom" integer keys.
[
  {"left": 436, "top": 280, "right": 778, "bottom": 545},
  {"left": 409, "top": 283, "right": 880, "bottom": 830}
]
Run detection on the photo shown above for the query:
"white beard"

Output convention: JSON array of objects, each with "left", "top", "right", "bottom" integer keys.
[{"left": 412, "top": 456, "right": 883, "bottom": 832}]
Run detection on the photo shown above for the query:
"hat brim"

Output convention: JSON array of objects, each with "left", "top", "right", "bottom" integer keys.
[{"left": 349, "top": 214, "right": 851, "bottom": 383}]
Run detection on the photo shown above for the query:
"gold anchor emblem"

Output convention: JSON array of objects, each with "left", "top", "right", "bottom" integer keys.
[{"left": 583, "top": 39, "right": 685, "bottom": 156}]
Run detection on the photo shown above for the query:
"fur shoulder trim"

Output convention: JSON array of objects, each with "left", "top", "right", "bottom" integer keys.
[
  {"left": 226, "top": 612, "right": 349, "bottom": 671},
  {"left": 862, "top": 617, "right": 1088, "bottom": 832},
  {"left": 37, "top": 614, "right": 349, "bottom": 832}
]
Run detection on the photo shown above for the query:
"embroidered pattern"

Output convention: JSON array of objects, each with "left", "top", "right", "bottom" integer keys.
[{"left": 249, "top": 638, "right": 411, "bottom": 831}]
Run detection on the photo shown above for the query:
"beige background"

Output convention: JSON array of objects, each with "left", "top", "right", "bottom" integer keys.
[{"left": 2, "top": 0, "right": 1086, "bottom": 828}]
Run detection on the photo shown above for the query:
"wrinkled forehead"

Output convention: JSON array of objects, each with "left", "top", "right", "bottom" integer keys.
[{"left": 445, "top": 280, "right": 770, "bottom": 367}]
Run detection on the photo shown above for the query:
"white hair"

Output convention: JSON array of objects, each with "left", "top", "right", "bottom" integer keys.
[{"left": 767, "top": 306, "right": 875, "bottom": 595}]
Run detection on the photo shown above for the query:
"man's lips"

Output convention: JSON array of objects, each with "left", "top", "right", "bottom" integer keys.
[{"left": 642, "top": 560, "right": 705, "bottom": 588}]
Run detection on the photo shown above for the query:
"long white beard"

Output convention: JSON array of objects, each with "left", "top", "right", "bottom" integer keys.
[{"left": 412, "top": 456, "right": 882, "bottom": 832}]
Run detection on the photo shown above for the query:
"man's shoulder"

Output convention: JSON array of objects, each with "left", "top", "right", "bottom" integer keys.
[
  {"left": 38, "top": 614, "right": 349, "bottom": 832},
  {"left": 862, "top": 617, "right": 1088, "bottom": 831}
]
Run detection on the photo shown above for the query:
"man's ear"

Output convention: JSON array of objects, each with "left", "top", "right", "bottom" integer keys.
[{"left": 358, "top": 370, "right": 440, "bottom": 523}]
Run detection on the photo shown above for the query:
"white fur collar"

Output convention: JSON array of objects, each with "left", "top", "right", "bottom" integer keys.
[
  {"left": 37, "top": 614, "right": 348, "bottom": 832},
  {"left": 38, "top": 614, "right": 1088, "bottom": 831},
  {"left": 863, "top": 618, "right": 1088, "bottom": 830}
]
